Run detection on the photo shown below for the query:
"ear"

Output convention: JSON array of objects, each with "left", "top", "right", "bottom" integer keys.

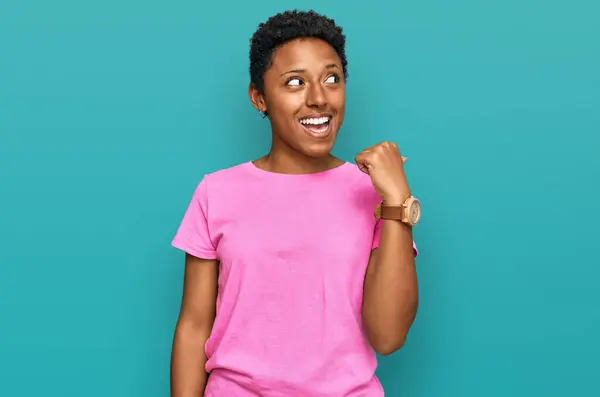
[{"left": 248, "top": 83, "right": 267, "bottom": 113}]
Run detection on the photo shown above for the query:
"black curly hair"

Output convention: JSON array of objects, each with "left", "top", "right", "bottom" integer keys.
[{"left": 249, "top": 9, "right": 348, "bottom": 95}]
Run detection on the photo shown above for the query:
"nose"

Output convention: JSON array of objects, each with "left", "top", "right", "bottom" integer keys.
[{"left": 306, "top": 83, "right": 327, "bottom": 108}]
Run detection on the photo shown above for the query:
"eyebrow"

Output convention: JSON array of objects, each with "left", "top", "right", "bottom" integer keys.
[{"left": 280, "top": 64, "right": 340, "bottom": 76}]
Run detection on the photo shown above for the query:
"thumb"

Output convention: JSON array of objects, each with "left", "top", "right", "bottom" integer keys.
[{"left": 354, "top": 152, "right": 373, "bottom": 174}]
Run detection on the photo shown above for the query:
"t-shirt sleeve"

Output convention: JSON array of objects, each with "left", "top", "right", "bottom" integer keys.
[
  {"left": 171, "top": 177, "right": 218, "bottom": 260},
  {"left": 372, "top": 219, "right": 418, "bottom": 258}
]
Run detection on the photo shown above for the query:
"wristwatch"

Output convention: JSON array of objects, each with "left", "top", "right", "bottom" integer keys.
[{"left": 374, "top": 196, "right": 421, "bottom": 226}]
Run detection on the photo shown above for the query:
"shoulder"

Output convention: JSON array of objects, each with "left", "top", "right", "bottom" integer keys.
[
  {"left": 204, "top": 161, "right": 253, "bottom": 181},
  {"left": 193, "top": 161, "right": 255, "bottom": 192}
]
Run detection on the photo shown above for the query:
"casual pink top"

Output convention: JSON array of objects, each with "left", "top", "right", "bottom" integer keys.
[{"left": 172, "top": 161, "right": 417, "bottom": 397}]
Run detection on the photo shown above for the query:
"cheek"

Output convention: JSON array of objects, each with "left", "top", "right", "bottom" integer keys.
[
  {"left": 330, "top": 90, "right": 345, "bottom": 118},
  {"left": 284, "top": 92, "right": 306, "bottom": 111},
  {"left": 328, "top": 87, "right": 345, "bottom": 106},
  {"left": 268, "top": 91, "right": 304, "bottom": 116}
]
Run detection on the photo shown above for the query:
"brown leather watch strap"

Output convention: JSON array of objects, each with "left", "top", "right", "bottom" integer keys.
[{"left": 379, "top": 204, "right": 405, "bottom": 220}]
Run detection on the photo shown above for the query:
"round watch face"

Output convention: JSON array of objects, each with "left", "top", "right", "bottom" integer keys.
[{"left": 409, "top": 200, "right": 421, "bottom": 224}]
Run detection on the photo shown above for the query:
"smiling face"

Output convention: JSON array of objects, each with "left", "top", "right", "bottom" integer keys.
[{"left": 249, "top": 37, "right": 346, "bottom": 159}]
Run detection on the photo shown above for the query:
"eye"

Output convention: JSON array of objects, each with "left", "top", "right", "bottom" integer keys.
[
  {"left": 325, "top": 74, "right": 339, "bottom": 84},
  {"left": 286, "top": 78, "right": 303, "bottom": 86}
]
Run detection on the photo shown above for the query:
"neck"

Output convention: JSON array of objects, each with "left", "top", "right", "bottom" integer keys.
[{"left": 254, "top": 139, "right": 343, "bottom": 175}]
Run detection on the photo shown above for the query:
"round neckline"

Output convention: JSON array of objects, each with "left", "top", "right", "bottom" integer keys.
[{"left": 245, "top": 160, "right": 351, "bottom": 178}]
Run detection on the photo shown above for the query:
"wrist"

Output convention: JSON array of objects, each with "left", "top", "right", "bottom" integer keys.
[{"left": 382, "top": 192, "right": 411, "bottom": 206}]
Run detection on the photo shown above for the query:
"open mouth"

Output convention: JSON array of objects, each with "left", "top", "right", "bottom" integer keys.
[{"left": 299, "top": 116, "right": 332, "bottom": 138}]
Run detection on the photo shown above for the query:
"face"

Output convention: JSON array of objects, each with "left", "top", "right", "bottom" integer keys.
[{"left": 249, "top": 37, "right": 346, "bottom": 158}]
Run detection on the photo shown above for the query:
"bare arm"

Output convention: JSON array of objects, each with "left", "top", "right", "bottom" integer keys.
[
  {"left": 171, "top": 254, "right": 219, "bottom": 397},
  {"left": 362, "top": 219, "right": 418, "bottom": 355}
]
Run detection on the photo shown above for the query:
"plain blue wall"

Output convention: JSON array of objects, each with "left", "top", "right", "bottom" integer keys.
[{"left": 1, "top": 1, "right": 599, "bottom": 396}]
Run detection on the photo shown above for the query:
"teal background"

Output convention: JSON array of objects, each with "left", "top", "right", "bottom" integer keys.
[{"left": 1, "top": 0, "right": 599, "bottom": 396}]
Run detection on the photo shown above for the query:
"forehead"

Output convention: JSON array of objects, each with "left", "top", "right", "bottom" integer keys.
[{"left": 269, "top": 37, "right": 341, "bottom": 73}]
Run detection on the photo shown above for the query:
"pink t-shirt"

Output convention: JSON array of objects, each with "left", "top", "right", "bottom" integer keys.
[{"left": 172, "top": 161, "right": 417, "bottom": 397}]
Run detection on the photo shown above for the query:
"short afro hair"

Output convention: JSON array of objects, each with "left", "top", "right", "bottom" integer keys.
[{"left": 249, "top": 9, "right": 348, "bottom": 94}]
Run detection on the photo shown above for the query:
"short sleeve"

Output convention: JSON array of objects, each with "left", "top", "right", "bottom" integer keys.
[
  {"left": 372, "top": 219, "right": 418, "bottom": 258},
  {"left": 171, "top": 177, "right": 218, "bottom": 260}
]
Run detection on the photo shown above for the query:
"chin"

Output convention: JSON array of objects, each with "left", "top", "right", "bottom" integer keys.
[
  {"left": 301, "top": 143, "right": 336, "bottom": 158},
  {"left": 298, "top": 130, "right": 338, "bottom": 158}
]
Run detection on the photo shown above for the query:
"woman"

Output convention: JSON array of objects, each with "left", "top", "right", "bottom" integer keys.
[{"left": 170, "top": 9, "right": 420, "bottom": 397}]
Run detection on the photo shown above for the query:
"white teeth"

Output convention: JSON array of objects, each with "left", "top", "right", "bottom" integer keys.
[{"left": 300, "top": 117, "right": 330, "bottom": 125}]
